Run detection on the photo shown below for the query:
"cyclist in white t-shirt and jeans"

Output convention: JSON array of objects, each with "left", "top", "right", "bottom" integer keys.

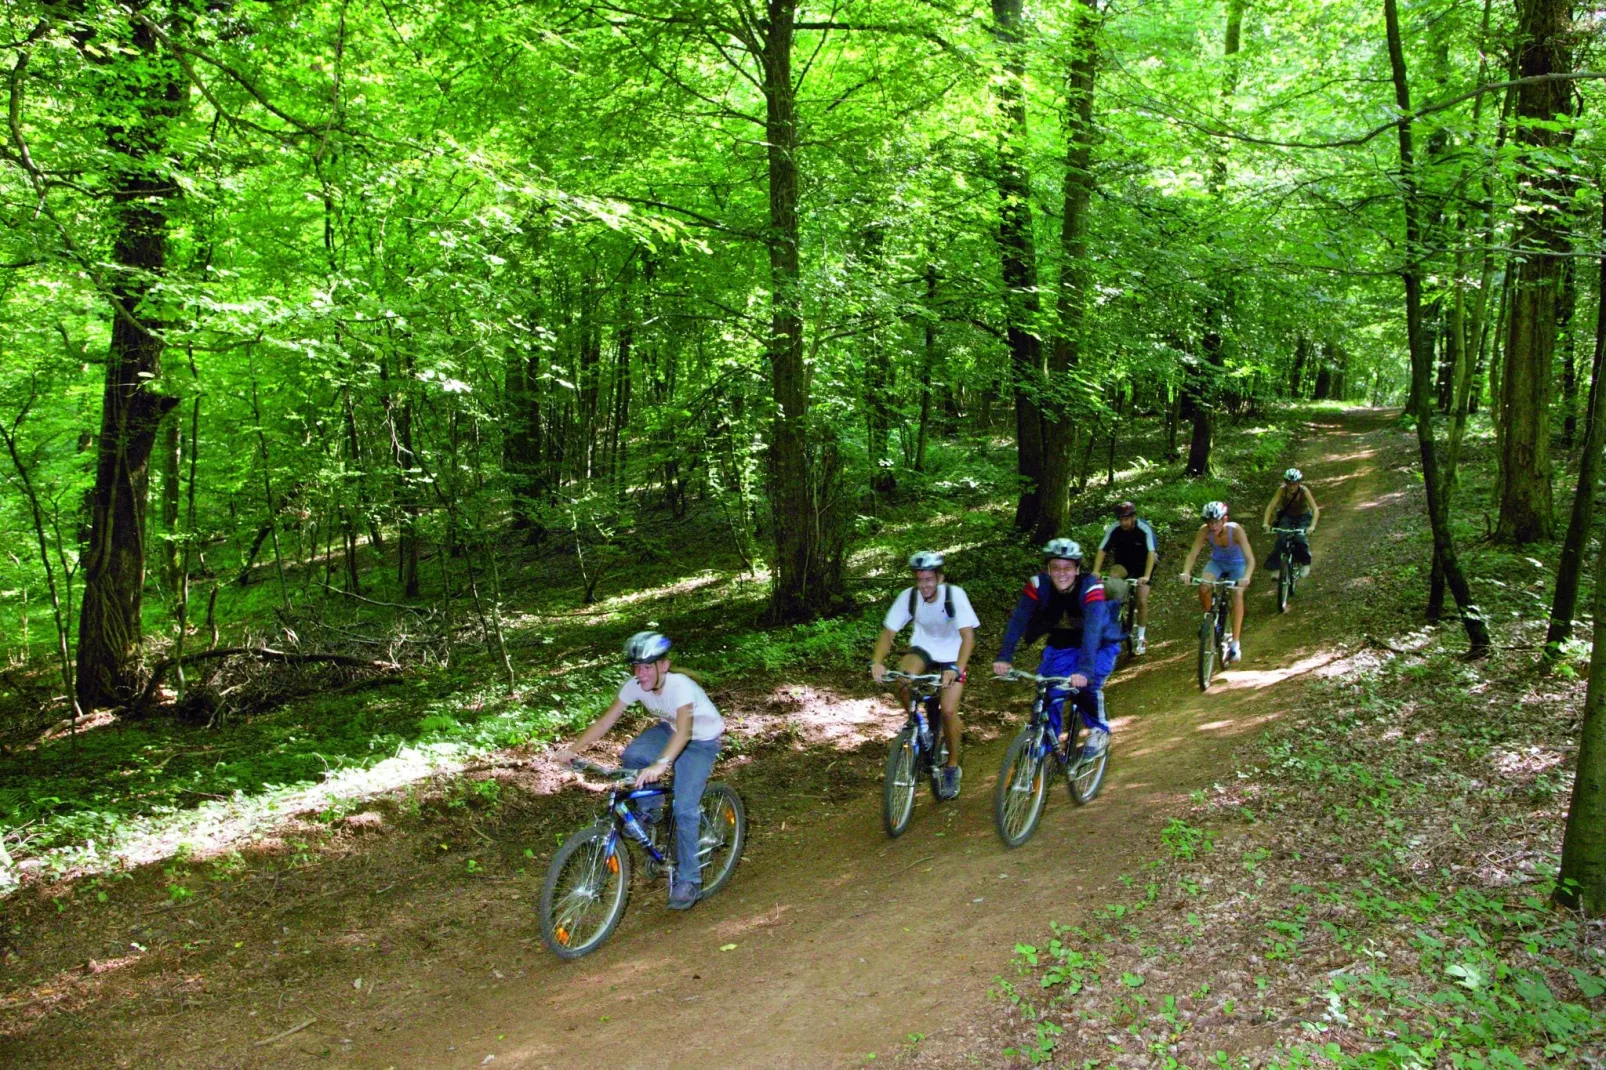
[
  {"left": 553, "top": 631, "right": 724, "bottom": 911},
  {"left": 868, "top": 551, "right": 981, "bottom": 800}
]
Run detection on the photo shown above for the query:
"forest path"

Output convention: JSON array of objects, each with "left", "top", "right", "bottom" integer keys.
[{"left": 364, "top": 408, "right": 1411, "bottom": 1069}]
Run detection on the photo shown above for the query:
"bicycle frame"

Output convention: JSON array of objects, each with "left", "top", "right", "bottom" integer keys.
[
  {"left": 571, "top": 760, "right": 675, "bottom": 878},
  {"left": 883, "top": 670, "right": 945, "bottom": 762},
  {"left": 1004, "top": 670, "right": 1080, "bottom": 763}
]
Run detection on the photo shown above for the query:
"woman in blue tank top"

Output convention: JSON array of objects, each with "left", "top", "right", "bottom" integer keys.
[{"left": 1181, "top": 501, "right": 1256, "bottom": 663}]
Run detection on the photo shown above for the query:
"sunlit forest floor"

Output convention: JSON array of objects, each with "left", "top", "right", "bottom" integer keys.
[{"left": 2, "top": 406, "right": 1602, "bottom": 1067}]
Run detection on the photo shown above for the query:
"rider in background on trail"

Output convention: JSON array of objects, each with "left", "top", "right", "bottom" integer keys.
[
  {"left": 1093, "top": 500, "right": 1158, "bottom": 655},
  {"left": 1263, "top": 468, "right": 1320, "bottom": 579},
  {"left": 869, "top": 551, "right": 979, "bottom": 800},
  {"left": 1180, "top": 501, "right": 1256, "bottom": 664},
  {"left": 551, "top": 631, "right": 725, "bottom": 911},
  {"left": 991, "top": 539, "right": 1122, "bottom": 763}
]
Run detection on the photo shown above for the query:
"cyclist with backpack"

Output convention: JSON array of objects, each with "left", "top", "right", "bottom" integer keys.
[
  {"left": 991, "top": 539, "right": 1122, "bottom": 763},
  {"left": 551, "top": 631, "right": 724, "bottom": 911},
  {"left": 1093, "top": 501, "right": 1158, "bottom": 654},
  {"left": 869, "top": 551, "right": 980, "bottom": 800},
  {"left": 1180, "top": 501, "right": 1256, "bottom": 663},
  {"left": 1262, "top": 468, "right": 1320, "bottom": 578}
]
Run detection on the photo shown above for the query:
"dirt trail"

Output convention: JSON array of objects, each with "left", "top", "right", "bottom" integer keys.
[{"left": 350, "top": 409, "right": 1411, "bottom": 1069}]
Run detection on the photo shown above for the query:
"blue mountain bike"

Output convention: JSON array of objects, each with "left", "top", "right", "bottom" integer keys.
[
  {"left": 880, "top": 670, "right": 951, "bottom": 837},
  {"left": 539, "top": 758, "right": 745, "bottom": 959},
  {"left": 993, "top": 670, "right": 1109, "bottom": 847}
]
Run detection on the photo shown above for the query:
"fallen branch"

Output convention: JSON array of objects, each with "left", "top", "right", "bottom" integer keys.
[
  {"left": 132, "top": 647, "right": 400, "bottom": 717},
  {"left": 253, "top": 1017, "right": 317, "bottom": 1046}
]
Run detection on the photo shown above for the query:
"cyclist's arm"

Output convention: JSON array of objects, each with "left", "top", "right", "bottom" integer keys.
[
  {"left": 870, "top": 626, "right": 897, "bottom": 669},
  {"left": 636, "top": 705, "right": 693, "bottom": 784},
  {"left": 1092, "top": 548, "right": 1107, "bottom": 577},
  {"left": 1306, "top": 489, "right": 1321, "bottom": 532},
  {"left": 1142, "top": 550, "right": 1157, "bottom": 583},
  {"left": 557, "top": 697, "right": 629, "bottom": 761},
  {"left": 1078, "top": 587, "right": 1110, "bottom": 684},
  {"left": 1180, "top": 525, "right": 1206, "bottom": 578},
  {"left": 994, "top": 589, "right": 1036, "bottom": 670},
  {"left": 954, "top": 627, "right": 975, "bottom": 683},
  {"left": 1262, "top": 488, "right": 1281, "bottom": 529},
  {"left": 1236, "top": 524, "right": 1257, "bottom": 584}
]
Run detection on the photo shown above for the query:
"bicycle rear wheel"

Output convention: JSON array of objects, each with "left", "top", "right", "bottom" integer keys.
[
  {"left": 539, "top": 822, "right": 631, "bottom": 960},
  {"left": 994, "top": 728, "right": 1049, "bottom": 848},
  {"left": 882, "top": 728, "right": 919, "bottom": 838},
  {"left": 1197, "top": 610, "right": 1217, "bottom": 690},
  {"left": 692, "top": 783, "right": 745, "bottom": 897},
  {"left": 1066, "top": 721, "right": 1109, "bottom": 805}
]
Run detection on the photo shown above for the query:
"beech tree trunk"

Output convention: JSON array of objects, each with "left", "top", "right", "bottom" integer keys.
[
  {"left": 1033, "top": 0, "right": 1099, "bottom": 543},
  {"left": 1544, "top": 194, "right": 1606, "bottom": 657},
  {"left": 1495, "top": 0, "right": 1574, "bottom": 544},
  {"left": 761, "top": 0, "right": 846, "bottom": 623},
  {"left": 1558, "top": 525, "right": 1606, "bottom": 914},
  {"left": 1383, "top": 0, "right": 1489, "bottom": 656},
  {"left": 991, "top": 0, "right": 1045, "bottom": 531},
  {"left": 74, "top": 6, "right": 184, "bottom": 711}
]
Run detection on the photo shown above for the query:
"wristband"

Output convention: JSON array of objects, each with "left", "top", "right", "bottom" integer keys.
[{"left": 957, "top": 669, "right": 968, "bottom": 684}]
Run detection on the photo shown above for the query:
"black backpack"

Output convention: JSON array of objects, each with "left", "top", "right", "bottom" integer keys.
[{"left": 908, "top": 583, "right": 958, "bottom": 621}]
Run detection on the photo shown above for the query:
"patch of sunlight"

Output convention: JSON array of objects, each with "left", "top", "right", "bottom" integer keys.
[
  {"left": 7, "top": 737, "right": 482, "bottom": 894},
  {"left": 1350, "top": 489, "right": 1410, "bottom": 511},
  {"left": 713, "top": 902, "right": 792, "bottom": 940},
  {"left": 1207, "top": 651, "right": 1343, "bottom": 692}
]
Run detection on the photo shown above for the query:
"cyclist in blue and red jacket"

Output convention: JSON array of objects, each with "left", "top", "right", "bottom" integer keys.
[{"left": 991, "top": 539, "right": 1121, "bottom": 762}]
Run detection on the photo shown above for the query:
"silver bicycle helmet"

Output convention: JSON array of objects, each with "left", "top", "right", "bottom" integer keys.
[
  {"left": 907, "top": 550, "right": 945, "bottom": 571},
  {"left": 1202, "top": 501, "right": 1228, "bottom": 521},
  {"left": 623, "top": 631, "right": 672, "bottom": 665},
  {"left": 1283, "top": 468, "right": 1303, "bottom": 483},
  {"left": 1042, "top": 538, "right": 1083, "bottom": 562}
]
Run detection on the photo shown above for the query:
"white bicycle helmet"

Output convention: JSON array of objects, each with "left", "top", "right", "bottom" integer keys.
[
  {"left": 624, "top": 631, "right": 672, "bottom": 665},
  {"left": 1042, "top": 538, "right": 1083, "bottom": 562},
  {"left": 1283, "top": 468, "right": 1303, "bottom": 483},
  {"left": 1202, "top": 501, "right": 1228, "bottom": 521},
  {"left": 907, "top": 550, "right": 945, "bottom": 571}
]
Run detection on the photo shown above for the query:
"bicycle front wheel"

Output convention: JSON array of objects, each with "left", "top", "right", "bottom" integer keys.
[
  {"left": 693, "top": 783, "right": 746, "bottom": 897},
  {"left": 883, "top": 728, "right": 919, "bottom": 838},
  {"left": 539, "top": 822, "right": 631, "bottom": 960},
  {"left": 994, "top": 729, "right": 1049, "bottom": 848},
  {"left": 1197, "top": 611, "right": 1217, "bottom": 690},
  {"left": 1278, "top": 559, "right": 1292, "bottom": 613},
  {"left": 927, "top": 717, "right": 952, "bottom": 802}
]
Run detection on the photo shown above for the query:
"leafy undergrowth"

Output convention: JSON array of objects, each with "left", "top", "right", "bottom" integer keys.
[
  {"left": 0, "top": 406, "right": 1318, "bottom": 885},
  {"left": 923, "top": 428, "right": 1606, "bottom": 1069}
]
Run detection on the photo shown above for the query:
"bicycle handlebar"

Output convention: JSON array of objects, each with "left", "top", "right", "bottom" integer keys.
[
  {"left": 997, "top": 669, "right": 1080, "bottom": 692},
  {"left": 882, "top": 670, "right": 945, "bottom": 688},
  {"left": 1188, "top": 576, "right": 1239, "bottom": 587},
  {"left": 1268, "top": 527, "right": 1307, "bottom": 535},
  {"left": 568, "top": 758, "right": 640, "bottom": 783}
]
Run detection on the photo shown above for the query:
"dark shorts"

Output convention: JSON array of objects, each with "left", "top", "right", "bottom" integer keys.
[
  {"left": 906, "top": 647, "right": 960, "bottom": 677},
  {"left": 1108, "top": 554, "right": 1152, "bottom": 580}
]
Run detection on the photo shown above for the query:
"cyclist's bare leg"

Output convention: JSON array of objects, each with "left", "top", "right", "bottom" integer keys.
[
  {"left": 938, "top": 680, "right": 963, "bottom": 769},
  {"left": 1135, "top": 578, "right": 1151, "bottom": 625},
  {"left": 1230, "top": 586, "right": 1246, "bottom": 643}
]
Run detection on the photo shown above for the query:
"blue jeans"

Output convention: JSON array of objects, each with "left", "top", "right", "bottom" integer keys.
[
  {"left": 1039, "top": 644, "right": 1119, "bottom": 734},
  {"left": 620, "top": 723, "right": 721, "bottom": 889}
]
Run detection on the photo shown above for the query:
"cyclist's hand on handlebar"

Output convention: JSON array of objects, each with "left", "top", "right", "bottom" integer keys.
[
  {"left": 1179, "top": 572, "right": 1191, "bottom": 585},
  {"left": 940, "top": 668, "right": 958, "bottom": 689},
  {"left": 634, "top": 760, "right": 670, "bottom": 787},
  {"left": 1070, "top": 673, "right": 1089, "bottom": 689},
  {"left": 992, "top": 660, "right": 1012, "bottom": 678},
  {"left": 869, "top": 662, "right": 887, "bottom": 684}
]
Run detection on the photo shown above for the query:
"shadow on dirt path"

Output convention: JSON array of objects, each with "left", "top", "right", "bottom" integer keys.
[{"left": 1, "top": 409, "right": 1418, "bottom": 1069}]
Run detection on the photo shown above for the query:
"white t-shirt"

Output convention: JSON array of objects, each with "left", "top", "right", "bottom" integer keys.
[
  {"left": 882, "top": 584, "right": 981, "bottom": 664},
  {"left": 616, "top": 672, "right": 725, "bottom": 741}
]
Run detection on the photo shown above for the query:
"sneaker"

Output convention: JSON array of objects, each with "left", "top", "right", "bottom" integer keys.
[
  {"left": 1133, "top": 630, "right": 1147, "bottom": 655},
  {"left": 667, "top": 882, "right": 700, "bottom": 911},
  {"left": 1299, "top": 565, "right": 1311, "bottom": 579},
  {"left": 939, "top": 765, "right": 962, "bottom": 800},
  {"left": 1228, "top": 639, "right": 1242, "bottom": 663},
  {"left": 1079, "top": 728, "right": 1110, "bottom": 763}
]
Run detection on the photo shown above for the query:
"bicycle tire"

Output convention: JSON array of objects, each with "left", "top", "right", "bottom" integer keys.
[
  {"left": 1066, "top": 721, "right": 1109, "bottom": 805},
  {"left": 1278, "top": 560, "right": 1292, "bottom": 613},
  {"left": 690, "top": 782, "right": 745, "bottom": 897},
  {"left": 1198, "top": 610, "right": 1216, "bottom": 690},
  {"left": 994, "top": 728, "right": 1049, "bottom": 847},
  {"left": 539, "top": 822, "right": 631, "bottom": 960},
  {"left": 883, "top": 728, "right": 919, "bottom": 838}
]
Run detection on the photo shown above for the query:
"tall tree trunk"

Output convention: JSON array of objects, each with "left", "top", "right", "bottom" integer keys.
[
  {"left": 1494, "top": 0, "right": 1574, "bottom": 544},
  {"left": 1383, "top": 0, "right": 1490, "bottom": 656},
  {"left": 1543, "top": 193, "right": 1606, "bottom": 658},
  {"left": 1558, "top": 256, "right": 1579, "bottom": 448},
  {"left": 915, "top": 261, "right": 938, "bottom": 472},
  {"left": 760, "top": 0, "right": 845, "bottom": 623},
  {"left": 991, "top": 0, "right": 1046, "bottom": 531},
  {"left": 1557, "top": 528, "right": 1606, "bottom": 914},
  {"left": 1289, "top": 334, "right": 1309, "bottom": 398},
  {"left": 861, "top": 224, "right": 896, "bottom": 493},
  {"left": 75, "top": 7, "right": 184, "bottom": 711},
  {"left": 1033, "top": 0, "right": 1099, "bottom": 542}
]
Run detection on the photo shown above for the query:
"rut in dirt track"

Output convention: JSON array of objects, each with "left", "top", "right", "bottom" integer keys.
[{"left": 353, "top": 409, "right": 1412, "bottom": 1070}]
